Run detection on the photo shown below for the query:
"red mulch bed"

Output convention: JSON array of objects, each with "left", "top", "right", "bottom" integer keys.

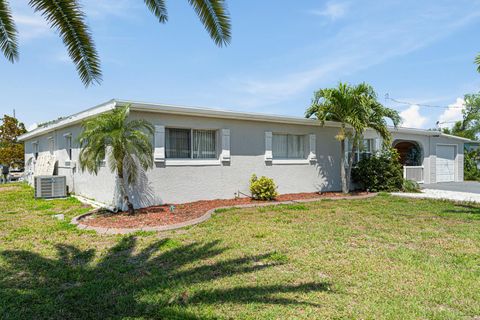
[{"left": 81, "top": 192, "right": 368, "bottom": 229}]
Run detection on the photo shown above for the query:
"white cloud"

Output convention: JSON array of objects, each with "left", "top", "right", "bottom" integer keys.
[
  {"left": 14, "top": 14, "right": 51, "bottom": 41},
  {"left": 400, "top": 105, "right": 427, "bottom": 129},
  {"left": 437, "top": 97, "right": 465, "bottom": 128},
  {"left": 82, "top": 0, "right": 138, "bottom": 19},
  {"left": 310, "top": 1, "right": 349, "bottom": 20},
  {"left": 222, "top": 2, "right": 480, "bottom": 109}
]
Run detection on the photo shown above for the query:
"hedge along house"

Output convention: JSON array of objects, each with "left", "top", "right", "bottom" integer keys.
[{"left": 18, "top": 99, "right": 470, "bottom": 208}]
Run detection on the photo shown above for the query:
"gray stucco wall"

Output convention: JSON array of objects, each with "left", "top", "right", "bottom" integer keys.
[
  {"left": 24, "top": 111, "right": 465, "bottom": 207},
  {"left": 128, "top": 111, "right": 343, "bottom": 204},
  {"left": 363, "top": 130, "right": 464, "bottom": 184}
]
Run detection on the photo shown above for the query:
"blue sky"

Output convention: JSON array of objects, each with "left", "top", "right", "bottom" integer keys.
[{"left": 2, "top": 0, "right": 480, "bottom": 130}]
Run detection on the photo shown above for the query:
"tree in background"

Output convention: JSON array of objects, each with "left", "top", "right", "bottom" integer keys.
[
  {"left": 305, "top": 82, "right": 401, "bottom": 193},
  {"left": 0, "top": 0, "right": 231, "bottom": 86},
  {"left": 442, "top": 93, "right": 480, "bottom": 180},
  {"left": 78, "top": 106, "right": 154, "bottom": 215},
  {"left": 442, "top": 93, "right": 480, "bottom": 140},
  {"left": 0, "top": 115, "right": 27, "bottom": 167}
]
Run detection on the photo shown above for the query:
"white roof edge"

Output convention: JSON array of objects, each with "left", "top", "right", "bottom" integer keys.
[
  {"left": 18, "top": 100, "right": 117, "bottom": 142},
  {"left": 18, "top": 98, "right": 472, "bottom": 143}
]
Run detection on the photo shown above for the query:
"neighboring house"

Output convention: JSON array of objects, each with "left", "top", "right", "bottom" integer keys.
[{"left": 18, "top": 100, "right": 470, "bottom": 207}]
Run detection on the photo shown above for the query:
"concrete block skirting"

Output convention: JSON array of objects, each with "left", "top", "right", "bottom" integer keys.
[{"left": 71, "top": 193, "right": 378, "bottom": 235}]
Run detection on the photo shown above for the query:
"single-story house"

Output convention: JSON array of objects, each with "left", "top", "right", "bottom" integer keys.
[{"left": 18, "top": 99, "right": 470, "bottom": 207}]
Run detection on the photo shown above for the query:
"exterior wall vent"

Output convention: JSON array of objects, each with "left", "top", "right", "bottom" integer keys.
[{"left": 34, "top": 176, "right": 67, "bottom": 199}]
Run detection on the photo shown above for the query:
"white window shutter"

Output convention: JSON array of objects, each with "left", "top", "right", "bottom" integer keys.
[
  {"left": 265, "top": 131, "right": 273, "bottom": 162},
  {"left": 308, "top": 134, "right": 317, "bottom": 161},
  {"left": 220, "top": 129, "right": 231, "bottom": 162},
  {"left": 154, "top": 125, "right": 165, "bottom": 162}
]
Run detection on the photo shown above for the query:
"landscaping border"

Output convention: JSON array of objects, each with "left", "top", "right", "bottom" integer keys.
[{"left": 71, "top": 193, "right": 378, "bottom": 235}]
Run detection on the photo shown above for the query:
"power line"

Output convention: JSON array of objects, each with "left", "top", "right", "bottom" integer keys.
[{"left": 385, "top": 93, "right": 464, "bottom": 109}]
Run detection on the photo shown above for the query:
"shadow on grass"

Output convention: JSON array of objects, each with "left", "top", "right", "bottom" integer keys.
[
  {"left": 442, "top": 203, "right": 480, "bottom": 216},
  {"left": 0, "top": 237, "right": 330, "bottom": 319}
]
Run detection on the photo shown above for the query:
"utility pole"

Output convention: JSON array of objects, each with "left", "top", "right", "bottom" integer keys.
[{"left": 13, "top": 109, "right": 15, "bottom": 118}]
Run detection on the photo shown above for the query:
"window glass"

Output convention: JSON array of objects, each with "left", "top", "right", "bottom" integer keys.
[
  {"left": 65, "top": 136, "right": 72, "bottom": 160},
  {"left": 192, "top": 130, "right": 216, "bottom": 159},
  {"left": 48, "top": 138, "right": 54, "bottom": 155},
  {"left": 348, "top": 138, "right": 374, "bottom": 163},
  {"left": 33, "top": 143, "right": 39, "bottom": 160},
  {"left": 166, "top": 128, "right": 191, "bottom": 158},
  {"left": 166, "top": 128, "right": 217, "bottom": 159},
  {"left": 273, "top": 134, "right": 305, "bottom": 159}
]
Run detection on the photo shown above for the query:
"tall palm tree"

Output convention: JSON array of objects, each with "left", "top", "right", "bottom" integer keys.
[
  {"left": 0, "top": 0, "right": 231, "bottom": 86},
  {"left": 305, "top": 82, "right": 401, "bottom": 193},
  {"left": 78, "top": 105, "right": 154, "bottom": 215}
]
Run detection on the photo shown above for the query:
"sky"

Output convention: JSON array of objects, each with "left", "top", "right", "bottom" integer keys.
[{"left": 2, "top": 0, "right": 480, "bottom": 131}]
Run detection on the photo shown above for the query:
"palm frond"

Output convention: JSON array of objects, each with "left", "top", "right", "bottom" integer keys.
[
  {"left": 0, "top": 0, "right": 18, "bottom": 62},
  {"left": 475, "top": 53, "right": 480, "bottom": 73},
  {"left": 144, "top": 0, "right": 168, "bottom": 23},
  {"left": 29, "top": 0, "right": 101, "bottom": 86},
  {"left": 188, "top": 0, "right": 231, "bottom": 47}
]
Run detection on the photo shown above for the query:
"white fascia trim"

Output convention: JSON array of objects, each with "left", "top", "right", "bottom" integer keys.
[
  {"left": 18, "top": 100, "right": 117, "bottom": 142},
  {"left": 387, "top": 127, "right": 471, "bottom": 141},
  {"left": 163, "top": 159, "right": 222, "bottom": 166},
  {"left": 120, "top": 100, "right": 342, "bottom": 128}
]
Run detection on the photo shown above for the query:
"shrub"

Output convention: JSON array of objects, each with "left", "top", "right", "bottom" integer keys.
[
  {"left": 464, "top": 149, "right": 480, "bottom": 181},
  {"left": 249, "top": 174, "right": 278, "bottom": 200},
  {"left": 352, "top": 148, "right": 403, "bottom": 192},
  {"left": 402, "top": 179, "right": 421, "bottom": 193}
]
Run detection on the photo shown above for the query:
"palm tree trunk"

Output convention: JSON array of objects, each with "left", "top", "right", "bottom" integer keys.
[
  {"left": 117, "top": 163, "right": 134, "bottom": 215},
  {"left": 340, "top": 139, "right": 348, "bottom": 193}
]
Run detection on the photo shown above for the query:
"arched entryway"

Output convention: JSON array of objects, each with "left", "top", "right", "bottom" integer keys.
[
  {"left": 392, "top": 140, "right": 424, "bottom": 183},
  {"left": 393, "top": 140, "right": 422, "bottom": 166}
]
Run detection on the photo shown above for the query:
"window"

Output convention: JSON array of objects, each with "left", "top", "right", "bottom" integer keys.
[
  {"left": 348, "top": 139, "right": 374, "bottom": 164},
  {"left": 272, "top": 134, "right": 305, "bottom": 159},
  {"left": 166, "top": 128, "right": 217, "bottom": 159},
  {"left": 65, "top": 135, "right": 72, "bottom": 160},
  {"left": 32, "top": 142, "right": 39, "bottom": 160},
  {"left": 48, "top": 137, "right": 54, "bottom": 155}
]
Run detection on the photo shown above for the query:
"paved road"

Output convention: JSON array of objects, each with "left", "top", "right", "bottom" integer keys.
[{"left": 421, "top": 181, "right": 480, "bottom": 194}]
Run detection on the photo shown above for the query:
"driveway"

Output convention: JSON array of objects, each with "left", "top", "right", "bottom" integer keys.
[
  {"left": 421, "top": 181, "right": 480, "bottom": 194},
  {"left": 392, "top": 181, "right": 480, "bottom": 203}
]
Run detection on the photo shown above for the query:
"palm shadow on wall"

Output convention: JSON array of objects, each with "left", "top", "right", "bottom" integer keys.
[{"left": 1, "top": 238, "right": 331, "bottom": 319}]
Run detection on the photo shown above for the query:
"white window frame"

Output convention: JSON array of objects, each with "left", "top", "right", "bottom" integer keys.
[
  {"left": 348, "top": 138, "right": 374, "bottom": 164},
  {"left": 47, "top": 136, "right": 54, "bottom": 155},
  {"left": 64, "top": 133, "right": 72, "bottom": 160},
  {"left": 32, "top": 141, "right": 39, "bottom": 160},
  {"left": 165, "top": 127, "right": 221, "bottom": 166},
  {"left": 270, "top": 133, "right": 310, "bottom": 165}
]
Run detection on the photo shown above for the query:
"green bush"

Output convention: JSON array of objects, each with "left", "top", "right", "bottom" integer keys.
[
  {"left": 464, "top": 149, "right": 480, "bottom": 181},
  {"left": 402, "top": 179, "right": 421, "bottom": 193},
  {"left": 352, "top": 148, "right": 403, "bottom": 192},
  {"left": 249, "top": 174, "right": 278, "bottom": 200}
]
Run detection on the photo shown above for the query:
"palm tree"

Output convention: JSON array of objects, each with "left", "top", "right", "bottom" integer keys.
[
  {"left": 78, "top": 105, "right": 154, "bottom": 215},
  {"left": 305, "top": 82, "right": 401, "bottom": 193},
  {"left": 0, "top": 0, "right": 231, "bottom": 86}
]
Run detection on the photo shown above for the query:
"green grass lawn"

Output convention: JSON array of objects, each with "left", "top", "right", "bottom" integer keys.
[{"left": 0, "top": 183, "right": 479, "bottom": 319}]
